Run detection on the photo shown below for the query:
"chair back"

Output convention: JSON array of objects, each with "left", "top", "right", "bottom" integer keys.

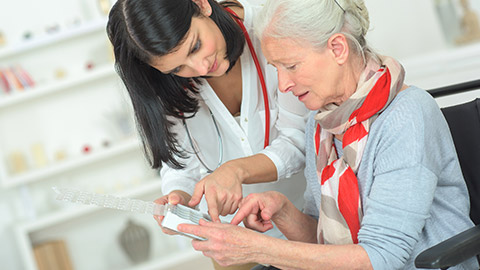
[{"left": 441, "top": 98, "right": 480, "bottom": 225}]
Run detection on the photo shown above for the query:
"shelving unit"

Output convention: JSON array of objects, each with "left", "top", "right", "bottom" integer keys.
[
  {"left": 0, "top": 1, "right": 209, "bottom": 269},
  {"left": 0, "top": 64, "right": 116, "bottom": 109},
  {"left": 14, "top": 180, "right": 161, "bottom": 270},
  {"left": 1, "top": 138, "right": 141, "bottom": 189},
  {"left": 0, "top": 18, "right": 107, "bottom": 60},
  {"left": 18, "top": 179, "right": 163, "bottom": 233},
  {"left": 127, "top": 250, "right": 208, "bottom": 270},
  {"left": 13, "top": 179, "right": 212, "bottom": 270}
]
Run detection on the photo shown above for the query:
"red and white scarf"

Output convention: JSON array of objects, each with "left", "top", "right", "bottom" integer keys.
[{"left": 314, "top": 56, "right": 405, "bottom": 244}]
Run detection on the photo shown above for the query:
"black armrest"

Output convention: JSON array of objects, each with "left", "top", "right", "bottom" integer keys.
[{"left": 415, "top": 225, "right": 480, "bottom": 269}]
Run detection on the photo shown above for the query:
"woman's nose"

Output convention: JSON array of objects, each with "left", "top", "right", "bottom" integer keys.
[
  {"left": 277, "top": 69, "right": 294, "bottom": 93},
  {"left": 189, "top": 56, "right": 210, "bottom": 76}
]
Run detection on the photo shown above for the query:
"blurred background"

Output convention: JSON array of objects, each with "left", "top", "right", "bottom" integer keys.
[{"left": 0, "top": 0, "right": 479, "bottom": 269}]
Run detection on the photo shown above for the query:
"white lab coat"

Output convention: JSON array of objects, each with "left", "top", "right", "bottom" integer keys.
[{"left": 160, "top": 0, "right": 309, "bottom": 237}]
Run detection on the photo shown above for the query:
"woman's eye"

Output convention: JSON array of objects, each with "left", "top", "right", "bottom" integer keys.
[
  {"left": 171, "top": 67, "right": 181, "bottom": 74},
  {"left": 191, "top": 40, "right": 201, "bottom": 53},
  {"left": 286, "top": 64, "right": 297, "bottom": 71}
]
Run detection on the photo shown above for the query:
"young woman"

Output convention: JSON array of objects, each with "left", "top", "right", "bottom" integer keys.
[{"left": 107, "top": 0, "right": 308, "bottom": 268}]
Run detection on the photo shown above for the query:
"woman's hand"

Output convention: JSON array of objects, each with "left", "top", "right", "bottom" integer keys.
[
  {"left": 178, "top": 219, "right": 264, "bottom": 267},
  {"left": 189, "top": 161, "right": 244, "bottom": 222},
  {"left": 153, "top": 190, "right": 191, "bottom": 235},
  {"left": 231, "top": 191, "right": 288, "bottom": 232}
]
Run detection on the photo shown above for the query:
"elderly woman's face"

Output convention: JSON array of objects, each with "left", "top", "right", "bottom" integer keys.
[{"left": 261, "top": 36, "right": 345, "bottom": 110}]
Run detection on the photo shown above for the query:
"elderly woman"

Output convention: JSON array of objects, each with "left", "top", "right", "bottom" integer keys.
[{"left": 177, "top": 0, "right": 478, "bottom": 269}]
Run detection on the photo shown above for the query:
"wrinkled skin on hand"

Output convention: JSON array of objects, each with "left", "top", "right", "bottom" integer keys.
[
  {"left": 231, "top": 191, "right": 287, "bottom": 232},
  {"left": 177, "top": 191, "right": 288, "bottom": 267},
  {"left": 178, "top": 219, "right": 264, "bottom": 267}
]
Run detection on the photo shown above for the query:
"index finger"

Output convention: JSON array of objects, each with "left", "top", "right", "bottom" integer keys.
[
  {"left": 231, "top": 200, "right": 258, "bottom": 225},
  {"left": 189, "top": 181, "right": 205, "bottom": 207},
  {"left": 205, "top": 194, "right": 221, "bottom": 222}
]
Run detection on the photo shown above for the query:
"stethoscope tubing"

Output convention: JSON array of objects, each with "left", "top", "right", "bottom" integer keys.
[
  {"left": 225, "top": 6, "right": 270, "bottom": 148},
  {"left": 182, "top": 7, "right": 270, "bottom": 173},
  {"left": 182, "top": 108, "right": 223, "bottom": 173}
]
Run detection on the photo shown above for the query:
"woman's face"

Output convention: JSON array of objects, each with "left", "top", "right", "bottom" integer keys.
[
  {"left": 261, "top": 36, "right": 348, "bottom": 110},
  {"left": 150, "top": 15, "right": 229, "bottom": 78}
]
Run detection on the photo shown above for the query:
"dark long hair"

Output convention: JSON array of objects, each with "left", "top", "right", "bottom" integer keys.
[{"left": 107, "top": 0, "right": 245, "bottom": 169}]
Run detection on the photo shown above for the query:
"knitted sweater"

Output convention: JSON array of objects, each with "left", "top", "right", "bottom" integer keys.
[{"left": 303, "top": 86, "right": 478, "bottom": 269}]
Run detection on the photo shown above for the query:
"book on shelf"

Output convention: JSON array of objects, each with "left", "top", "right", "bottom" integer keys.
[
  {"left": 0, "top": 65, "right": 35, "bottom": 94},
  {"left": 0, "top": 69, "right": 10, "bottom": 93},
  {"left": 33, "top": 239, "right": 74, "bottom": 270},
  {"left": 13, "top": 65, "right": 35, "bottom": 88}
]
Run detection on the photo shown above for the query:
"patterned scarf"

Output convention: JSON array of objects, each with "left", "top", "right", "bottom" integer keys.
[{"left": 314, "top": 56, "right": 405, "bottom": 244}]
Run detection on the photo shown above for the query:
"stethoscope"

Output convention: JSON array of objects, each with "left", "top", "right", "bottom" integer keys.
[
  {"left": 182, "top": 7, "right": 270, "bottom": 173},
  {"left": 183, "top": 108, "right": 223, "bottom": 173}
]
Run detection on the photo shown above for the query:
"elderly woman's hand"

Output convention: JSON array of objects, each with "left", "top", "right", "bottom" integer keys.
[
  {"left": 231, "top": 191, "right": 288, "bottom": 232},
  {"left": 188, "top": 161, "right": 244, "bottom": 222},
  {"left": 153, "top": 190, "right": 191, "bottom": 235},
  {"left": 178, "top": 219, "right": 265, "bottom": 267}
]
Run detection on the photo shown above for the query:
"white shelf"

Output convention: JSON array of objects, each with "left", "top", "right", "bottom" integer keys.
[
  {"left": 126, "top": 249, "right": 205, "bottom": 270},
  {"left": 402, "top": 42, "right": 480, "bottom": 89},
  {"left": 0, "top": 3, "right": 191, "bottom": 270},
  {"left": 0, "top": 19, "right": 108, "bottom": 60},
  {"left": 0, "top": 64, "right": 116, "bottom": 109},
  {"left": 18, "top": 179, "right": 162, "bottom": 233},
  {"left": 2, "top": 138, "right": 142, "bottom": 189}
]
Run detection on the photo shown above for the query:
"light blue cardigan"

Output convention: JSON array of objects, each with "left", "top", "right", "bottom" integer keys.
[{"left": 303, "top": 86, "right": 478, "bottom": 269}]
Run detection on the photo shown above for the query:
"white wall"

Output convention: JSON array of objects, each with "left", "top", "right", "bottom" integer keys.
[
  {"left": 0, "top": 1, "right": 479, "bottom": 270},
  {"left": 366, "top": 0, "right": 448, "bottom": 60},
  {"left": 366, "top": 0, "right": 480, "bottom": 107}
]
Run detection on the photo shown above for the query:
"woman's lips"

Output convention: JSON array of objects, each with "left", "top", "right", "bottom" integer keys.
[
  {"left": 298, "top": 91, "right": 309, "bottom": 101},
  {"left": 209, "top": 59, "right": 218, "bottom": 73}
]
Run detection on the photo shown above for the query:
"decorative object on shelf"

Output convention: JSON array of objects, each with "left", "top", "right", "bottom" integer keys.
[
  {"left": 13, "top": 65, "right": 35, "bottom": 88},
  {"left": 102, "top": 139, "right": 111, "bottom": 148},
  {"left": 85, "top": 61, "right": 95, "bottom": 70},
  {"left": 65, "top": 18, "right": 82, "bottom": 29},
  {"left": 434, "top": 0, "right": 462, "bottom": 46},
  {"left": 118, "top": 219, "right": 151, "bottom": 264},
  {"left": 6, "top": 150, "right": 29, "bottom": 174},
  {"left": 33, "top": 240, "right": 74, "bottom": 270},
  {"left": 54, "top": 68, "right": 67, "bottom": 79},
  {"left": 82, "top": 144, "right": 92, "bottom": 154},
  {"left": 0, "top": 69, "right": 11, "bottom": 93},
  {"left": 54, "top": 149, "right": 67, "bottom": 161},
  {"left": 98, "top": 0, "right": 111, "bottom": 15},
  {"left": 45, "top": 24, "right": 60, "bottom": 34},
  {"left": 23, "top": 31, "right": 33, "bottom": 40},
  {"left": 455, "top": 0, "right": 480, "bottom": 45},
  {"left": 434, "top": 0, "right": 480, "bottom": 46},
  {"left": 103, "top": 107, "right": 135, "bottom": 140},
  {"left": 0, "top": 66, "right": 34, "bottom": 92},
  {"left": 3, "top": 67, "right": 24, "bottom": 90},
  {"left": 31, "top": 143, "right": 49, "bottom": 168}
]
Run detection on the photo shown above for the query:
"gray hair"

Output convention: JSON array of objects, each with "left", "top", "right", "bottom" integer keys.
[{"left": 255, "top": 0, "right": 378, "bottom": 63}]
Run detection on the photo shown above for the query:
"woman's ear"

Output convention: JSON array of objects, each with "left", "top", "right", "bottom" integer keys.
[
  {"left": 192, "top": 0, "right": 212, "bottom": 16},
  {"left": 327, "top": 33, "right": 349, "bottom": 65}
]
